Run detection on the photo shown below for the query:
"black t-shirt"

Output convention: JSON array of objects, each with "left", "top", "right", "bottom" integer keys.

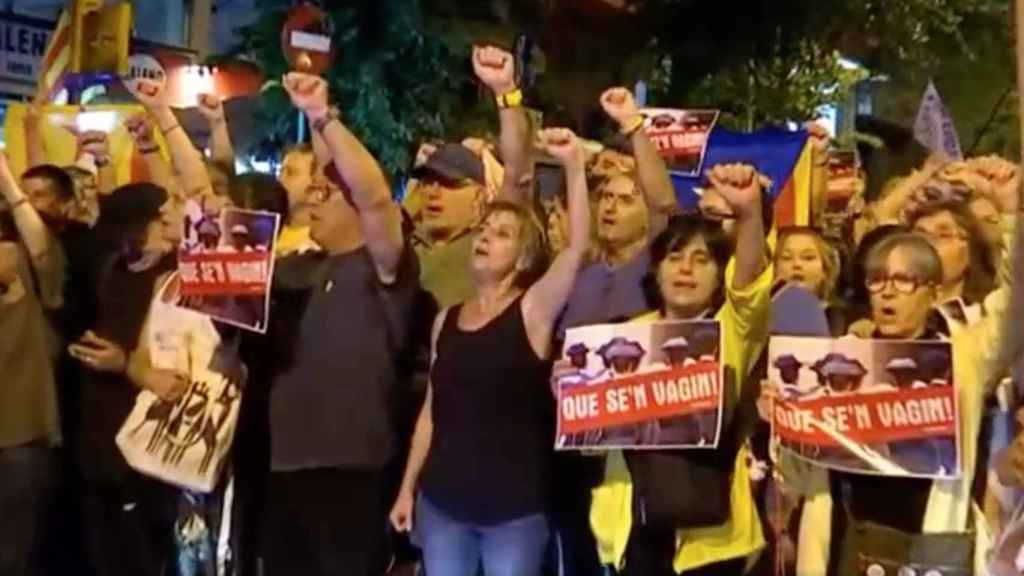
[
  {"left": 77, "top": 254, "right": 174, "bottom": 482},
  {"left": 420, "top": 298, "right": 553, "bottom": 524},
  {"left": 266, "top": 245, "right": 420, "bottom": 471}
]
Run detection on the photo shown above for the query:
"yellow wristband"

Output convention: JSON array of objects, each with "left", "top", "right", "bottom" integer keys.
[
  {"left": 619, "top": 114, "right": 645, "bottom": 136},
  {"left": 496, "top": 89, "right": 523, "bottom": 109}
]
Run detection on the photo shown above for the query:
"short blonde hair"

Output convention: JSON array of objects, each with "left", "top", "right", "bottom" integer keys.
[
  {"left": 776, "top": 226, "right": 842, "bottom": 302},
  {"left": 481, "top": 201, "right": 549, "bottom": 289}
]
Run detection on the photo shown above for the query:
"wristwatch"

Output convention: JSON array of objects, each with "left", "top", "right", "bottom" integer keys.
[{"left": 495, "top": 88, "right": 523, "bottom": 109}]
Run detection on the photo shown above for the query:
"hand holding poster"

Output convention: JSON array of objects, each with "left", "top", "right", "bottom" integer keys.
[
  {"left": 641, "top": 108, "right": 719, "bottom": 177},
  {"left": 555, "top": 320, "right": 724, "bottom": 450},
  {"left": 770, "top": 336, "right": 959, "bottom": 479},
  {"left": 174, "top": 199, "right": 280, "bottom": 333}
]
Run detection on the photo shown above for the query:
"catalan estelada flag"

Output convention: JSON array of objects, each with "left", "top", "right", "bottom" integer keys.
[
  {"left": 37, "top": 9, "right": 72, "bottom": 99},
  {"left": 671, "top": 127, "right": 813, "bottom": 232}
]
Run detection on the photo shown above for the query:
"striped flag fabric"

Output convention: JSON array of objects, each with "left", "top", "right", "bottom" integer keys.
[{"left": 37, "top": 9, "right": 72, "bottom": 100}]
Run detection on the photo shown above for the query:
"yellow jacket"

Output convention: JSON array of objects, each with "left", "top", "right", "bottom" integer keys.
[{"left": 590, "top": 262, "right": 775, "bottom": 573}]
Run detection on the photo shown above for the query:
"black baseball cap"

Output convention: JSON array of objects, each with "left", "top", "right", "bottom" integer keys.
[{"left": 413, "top": 143, "right": 486, "bottom": 187}]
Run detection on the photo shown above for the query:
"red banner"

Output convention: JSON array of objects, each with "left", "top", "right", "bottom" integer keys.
[
  {"left": 178, "top": 251, "right": 271, "bottom": 296},
  {"left": 558, "top": 362, "right": 720, "bottom": 434},
  {"left": 773, "top": 386, "right": 956, "bottom": 447},
  {"left": 641, "top": 108, "right": 719, "bottom": 176}
]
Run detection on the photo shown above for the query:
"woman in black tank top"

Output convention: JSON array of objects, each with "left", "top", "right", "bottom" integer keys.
[{"left": 389, "top": 129, "right": 591, "bottom": 575}]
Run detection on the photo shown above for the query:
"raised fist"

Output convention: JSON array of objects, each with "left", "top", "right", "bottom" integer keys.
[
  {"left": 706, "top": 163, "right": 763, "bottom": 216},
  {"left": 197, "top": 93, "right": 226, "bottom": 124},
  {"left": 125, "top": 78, "right": 167, "bottom": 109},
  {"left": 125, "top": 114, "right": 157, "bottom": 150},
  {"left": 282, "top": 72, "right": 329, "bottom": 117},
  {"left": 472, "top": 45, "right": 516, "bottom": 95},
  {"left": 599, "top": 87, "right": 640, "bottom": 129},
  {"left": 538, "top": 128, "right": 583, "bottom": 169},
  {"left": 968, "top": 155, "right": 1020, "bottom": 214}
]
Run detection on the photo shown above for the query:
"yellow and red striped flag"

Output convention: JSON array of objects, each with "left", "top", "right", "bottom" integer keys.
[{"left": 37, "top": 9, "right": 72, "bottom": 101}]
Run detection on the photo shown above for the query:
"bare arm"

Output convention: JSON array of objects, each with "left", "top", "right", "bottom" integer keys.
[
  {"left": 311, "top": 126, "right": 330, "bottom": 169},
  {"left": 473, "top": 45, "right": 532, "bottom": 205},
  {"left": 285, "top": 73, "right": 403, "bottom": 281},
  {"left": 198, "top": 94, "right": 236, "bottom": 172},
  {"left": 630, "top": 129, "right": 676, "bottom": 233},
  {"left": 390, "top": 310, "right": 447, "bottom": 531},
  {"left": 97, "top": 163, "right": 117, "bottom": 196},
  {"left": 523, "top": 129, "right": 589, "bottom": 356},
  {"left": 0, "top": 153, "right": 50, "bottom": 264},
  {"left": 127, "top": 80, "right": 213, "bottom": 199},
  {"left": 600, "top": 87, "right": 677, "bottom": 233},
  {"left": 126, "top": 114, "right": 178, "bottom": 195}
]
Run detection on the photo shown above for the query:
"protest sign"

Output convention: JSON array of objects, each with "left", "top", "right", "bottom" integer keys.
[
  {"left": 175, "top": 199, "right": 280, "bottom": 333},
  {"left": 770, "top": 336, "right": 959, "bottom": 479},
  {"left": 555, "top": 320, "right": 723, "bottom": 450},
  {"left": 641, "top": 108, "right": 719, "bottom": 177}
]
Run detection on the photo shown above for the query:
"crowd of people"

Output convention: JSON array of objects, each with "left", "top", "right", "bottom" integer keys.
[{"left": 2, "top": 41, "right": 1024, "bottom": 576}]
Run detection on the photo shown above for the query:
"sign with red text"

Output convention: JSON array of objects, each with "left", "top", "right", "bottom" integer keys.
[
  {"left": 555, "top": 320, "right": 723, "bottom": 450},
  {"left": 641, "top": 108, "right": 719, "bottom": 177},
  {"left": 770, "top": 336, "right": 960, "bottom": 479},
  {"left": 176, "top": 200, "right": 279, "bottom": 333}
]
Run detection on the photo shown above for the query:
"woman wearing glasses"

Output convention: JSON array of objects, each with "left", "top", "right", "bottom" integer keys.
[
  {"left": 794, "top": 178, "right": 1024, "bottom": 574},
  {"left": 907, "top": 192, "right": 996, "bottom": 329}
]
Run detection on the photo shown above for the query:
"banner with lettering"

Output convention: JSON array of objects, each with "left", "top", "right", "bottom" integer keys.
[
  {"left": 555, "top": 320, "right": 723, "bottom": 450},
  {"left": 770, "top": 336, "right": 960, "bottom": 479},
  {"left": 641, "top": 108, "right": 719, "bottom": 177},
  {"left": 175, "top": 199, "right": 280, "bottom": 333}
]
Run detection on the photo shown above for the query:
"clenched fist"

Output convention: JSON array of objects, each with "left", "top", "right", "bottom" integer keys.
[
  {"left": 282, "top": 72, "right": 330, "bottom": 118},
  {"left": 472, "top": 45, "right": 516, "bottom": 95},
  {"left": 706, "top": 163, "right": 764, "bottom": 217},
  {"left": 538, "top": 128, "right": 584, "bottom": 169},
  {"left": 599, "top": 87, "right": 640, "bottom": 129}
]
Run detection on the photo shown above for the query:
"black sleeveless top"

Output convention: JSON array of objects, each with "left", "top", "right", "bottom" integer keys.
[{"left": 420, "top": 297, "right": 553, "bottom": 524}]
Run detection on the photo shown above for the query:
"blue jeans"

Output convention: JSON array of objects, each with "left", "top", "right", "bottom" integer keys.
[{"left": 415, "top": 494, "right": 549, "bottom": 576}]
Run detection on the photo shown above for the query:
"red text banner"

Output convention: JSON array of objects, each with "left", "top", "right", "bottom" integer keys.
[
  {"left": 773, "top": 386, "right": 956, "bottom": 447},
  {"left": 179, "top": 251, "right": 271, "bottom": 296},
  {"left": 559, "top": 362, "right": 720, "bottom": 434}
]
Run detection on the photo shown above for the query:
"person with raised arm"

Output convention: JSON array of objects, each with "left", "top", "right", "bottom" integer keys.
[
  {"left": 0, "top": 151, "right": 64, "bottom": 576},
  {"left": 590, "top": 163, "right": 773, "bottom": 575},
  {"left": 553, "top": 85, "right": 676, "bottom": 576},
  {"left": 412, "top": 44, "right": 533, "bottom": 309},
  {"left": 389, "top": 127, "right": 589, "bottom": 576},
  {"left": 124, "top": 79, "right": 214, "bottom": 200},
  {"left": 254, "top": 71, "right": 419, "bottom": 576}
]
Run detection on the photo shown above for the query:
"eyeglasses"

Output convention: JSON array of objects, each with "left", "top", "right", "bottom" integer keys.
[{"left": 865, "top": 273, "right": 930, "bottom": 295}]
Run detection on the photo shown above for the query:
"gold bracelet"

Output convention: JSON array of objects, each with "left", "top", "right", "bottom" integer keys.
[
  {"left": 495, "top": 88, "right": 523, "bottom": 109},
  {"left": 619, "top": 114, "right": 645, "bottom": 136}
]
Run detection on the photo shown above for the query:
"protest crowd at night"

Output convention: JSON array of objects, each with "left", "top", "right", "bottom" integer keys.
[{"left": 7, "top": 1, "right": 1024, "bottom": 575}]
